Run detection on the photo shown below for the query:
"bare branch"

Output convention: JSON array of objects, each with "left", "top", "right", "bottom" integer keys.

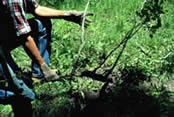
[
  {"left": 81, "top": 0, "right": 91, "bottom": 43},
  {"left": 70, "top": 0, "right": 91, "bottom": 78}
]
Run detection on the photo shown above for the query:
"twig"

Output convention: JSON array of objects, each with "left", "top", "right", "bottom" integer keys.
[
  {"left": 70, "top": 0, "right": 91, "bottom": 78},
  {"left": 81, "top": 0, "right": 91, "bottom": 43},
  {"left": 93, "top": 36, "right": 127, "bottom": 72},
  {"left": 105, "top": 38, "right": 128, "bottom": 77}
]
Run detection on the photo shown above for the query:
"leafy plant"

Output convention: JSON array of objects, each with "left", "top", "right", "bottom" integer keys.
[{"left": 136, "top": 0, "right": 166, "bottom": 37}]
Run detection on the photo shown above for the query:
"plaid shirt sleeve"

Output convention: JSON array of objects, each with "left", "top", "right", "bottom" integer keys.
[{"left": 2, "top": 0, "right": 39, "bottom": 36}]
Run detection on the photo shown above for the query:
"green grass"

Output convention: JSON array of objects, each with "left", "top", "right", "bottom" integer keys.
[{"left": 1, "top": 0, "right": 174, "bottom": 116}]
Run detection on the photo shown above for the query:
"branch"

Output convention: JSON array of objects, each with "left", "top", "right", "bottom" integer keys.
[
  {"left": 41, "top": 71, "right": 113, "bottom": 83},
  {"left": 94, "top": 21, "right": 142, "bottom": 73},
  {"left": 104, "top": 22, "right": 143, "bottom": 77},
  {"left": 81, "top": 0, "right": 91, "bottom": 43},
  {"left": 81, "top": 70, "right": 113, "bottom": 83},
  {"left": 70, "top": 0, "right": 91, "bottom": 78}
]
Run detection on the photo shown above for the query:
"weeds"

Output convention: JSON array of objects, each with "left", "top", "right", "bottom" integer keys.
[{"left": 1, "top": 0, "right": 174, "bottom": 116}]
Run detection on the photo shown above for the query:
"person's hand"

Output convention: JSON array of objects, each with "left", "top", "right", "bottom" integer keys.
[{"left": 64, "top": 10, "right": 93, "bottom": 28}]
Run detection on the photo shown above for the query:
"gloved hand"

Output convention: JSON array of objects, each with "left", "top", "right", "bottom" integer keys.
[
  {"left": 64, "top": 10, "right": 93, "bottom": 28},
  {"left": 40, "top": 63, "right": 59, "bottom": 82}
]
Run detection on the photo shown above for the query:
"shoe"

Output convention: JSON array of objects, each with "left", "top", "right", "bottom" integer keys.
[{"left": 31, "top": 77, "right": 42, "bottom": 83}]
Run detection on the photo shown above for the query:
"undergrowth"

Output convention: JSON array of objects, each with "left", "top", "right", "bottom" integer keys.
[{"left": 1, "top": 0, "right": 174, "bottom": 116}]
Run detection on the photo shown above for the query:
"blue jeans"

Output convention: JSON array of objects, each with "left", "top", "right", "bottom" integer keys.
[
  {"left": 0, "top": 64, "right": 35, "bottom": 102},
  {"left": 7, "top": 18, "right": 52, "bottom": 78}
]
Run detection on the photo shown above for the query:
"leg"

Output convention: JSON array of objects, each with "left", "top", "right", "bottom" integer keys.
[
  {"left": 6, "top": 52, "right": 20, "bottom": 74},
  {"left": 0, "top": 49, "right": 33, "bottom": 116},
  {"left": 2, "top": 19, "right": 58, "bottom": 82},
  {"left": 28, "top": 18, "right": 52, "bottom": 78},
  {"left": 0, "top": 46, "right": 35, "bottom": 101},
  {"left": 3, "top": 37, "right": 24, "bottom": 74},
  {"left": 25, "top": 19, "right": 58, "bottom": 81}
]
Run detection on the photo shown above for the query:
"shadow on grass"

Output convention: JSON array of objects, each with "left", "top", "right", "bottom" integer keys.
[
  {"left": 3, "top": 66, "right": 172, "bottom": 117},
  {"left": 71, "top": 66, "right": 174, "bottom": 117}
]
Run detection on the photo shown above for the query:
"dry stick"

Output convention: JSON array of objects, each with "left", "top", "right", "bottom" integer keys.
[
  {"left": 70, "top": 0, "right": 91, "bottom": 77},
  {"left": 68, "top": 0, "right": 91, "bottom": 84},
  {"left": 65, "top": 0, "right": 91, "bottom": 94},
  {"left": 81, "top": 0, "right": 91, "bottom": 43},
  {"left": 141, "top": 0, "right": 147, "bottom": 10}
]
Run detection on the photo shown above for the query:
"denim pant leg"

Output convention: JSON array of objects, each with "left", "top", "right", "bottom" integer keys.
[
  {"left": 0, "top": 64, "right": 35, "bottom": 101},
  {"left": 29, "top": 18, "right": 52, "bottom": 78}
]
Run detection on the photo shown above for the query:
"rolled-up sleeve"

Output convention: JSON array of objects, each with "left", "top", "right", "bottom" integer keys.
[
  {"left": 7, "top": 0, "right": 32, "bottom": 36},
  {"left": 0, "top": 0, "right": 39, "bottom": 36}
]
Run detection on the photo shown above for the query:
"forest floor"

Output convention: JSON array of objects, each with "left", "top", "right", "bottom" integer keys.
[{"left": 1, "top": 68, "right": 174, "bottom": 117}]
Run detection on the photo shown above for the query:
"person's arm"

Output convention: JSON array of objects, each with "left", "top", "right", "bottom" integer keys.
[
  {"left": 34, "top": 5, "right": 93, "bottom": 27},
  {"left": 34, "top": 6, "right": 65, "bottom": 18}
]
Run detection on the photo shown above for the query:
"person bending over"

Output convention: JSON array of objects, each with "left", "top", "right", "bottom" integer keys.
[{"left": 0, "top": 0, "right": 92, "bottom": 82}]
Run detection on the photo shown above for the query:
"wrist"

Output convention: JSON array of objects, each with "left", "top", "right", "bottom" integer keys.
[{"left": 63, "top": 11, "right": 71, "bottom": 16}]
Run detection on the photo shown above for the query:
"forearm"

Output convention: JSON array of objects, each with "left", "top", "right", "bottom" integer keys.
[
  {"left": 34, "top": 6, "right": 70, "bottom": 19},
  {"left": 23, "top": 35, "right": 44, "bottom": 66},
  {"left": 34, "top": 6, "right": 92, "bottom": 27}
]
